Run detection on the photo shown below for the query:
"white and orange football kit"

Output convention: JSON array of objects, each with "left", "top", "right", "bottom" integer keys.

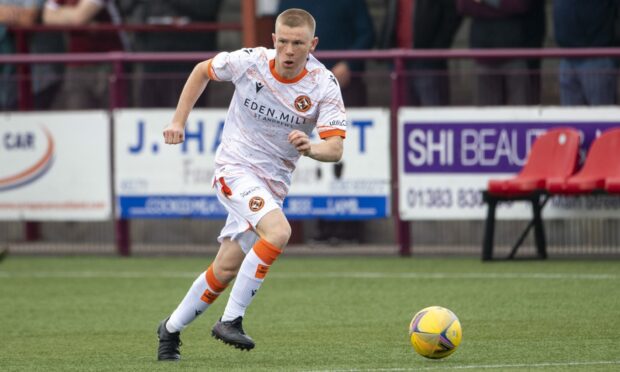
[
  {"left": 165, "top": 47, "right": 347, "bottom": 333},
  {"left": 207, "top": 47, "right": 347, "bottom": 253}
]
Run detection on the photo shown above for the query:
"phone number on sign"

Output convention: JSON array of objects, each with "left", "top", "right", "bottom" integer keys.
[{"left": 405, "top": 188, "right": 483, "bottom": 209}]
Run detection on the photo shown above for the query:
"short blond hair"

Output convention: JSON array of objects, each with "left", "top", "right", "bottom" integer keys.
[{"left": 275, "top": 8, "right": 316, "bottom": 36}]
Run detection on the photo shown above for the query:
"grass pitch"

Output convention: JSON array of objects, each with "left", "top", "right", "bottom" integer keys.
[{"left": 1, "top": 255, "right": 619, "bottom": 371}]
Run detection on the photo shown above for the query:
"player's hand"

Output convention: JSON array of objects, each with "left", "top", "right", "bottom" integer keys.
[
  {"left": 331, "top": 61, "right": 351, "bottom": 88},
  {"left": 163, "top": 123, "right": 185, "bottom": 144},
  {"left": 288, "top": 130, "right": 312, "bottom": 156}
]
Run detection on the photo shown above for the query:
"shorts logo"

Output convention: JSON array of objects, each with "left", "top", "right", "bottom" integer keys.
[
  {"left": 294, "top": 95, "right": 312, "bottom": 112},
  {"left": 249, "top": 196, "right": 265, "bottom": 212}
]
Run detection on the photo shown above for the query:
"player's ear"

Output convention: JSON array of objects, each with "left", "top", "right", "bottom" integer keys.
[
  {"left": 272, "top": 33, "right": 276, "bottom": 48},
  {"left": 310, "top": 36, "right": 318, "bottom": 52}
]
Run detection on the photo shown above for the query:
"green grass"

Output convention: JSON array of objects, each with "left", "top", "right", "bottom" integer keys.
[{"left": 1, "top": 256, "right": 619, "bottom": 371}]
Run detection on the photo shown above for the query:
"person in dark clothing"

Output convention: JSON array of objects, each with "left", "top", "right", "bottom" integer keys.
[
  {"left": 523, "top": 0, "right": 546, "bottom": 104},
  {"left": 0, "top": 0, "right": 38, "bottom": 110},
  {"left": 130, "top": 0, "right": 222, "bottom": 107},
  {"left": 554, "top": 0, "right": 618, "bottom": 105},
  {"left": 43, "top": 0, "right": 128, "bottom": 109},
  {"left": 0, "top": 0, "right": 63, "bottom": 110},
  {"left": 409, "top": 0, "right": 462, "bottom": 106},
  {"left": 278, "top": 0, "right": 374, "bottom": 107},
  {"left": 457, "top": 0, "right": 545, "bottom": 106},
  {"left": 278, "top": 0, "right": 375, "bottom": 245}
]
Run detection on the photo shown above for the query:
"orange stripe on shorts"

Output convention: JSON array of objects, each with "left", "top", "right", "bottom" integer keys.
[{"left": 218, "top": 177, "right": 232, "bottom": 198}]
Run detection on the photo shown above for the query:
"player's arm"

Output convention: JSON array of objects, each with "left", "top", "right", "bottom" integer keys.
[
  {"left": 43, "top": 0, "right": 103, "bottom": 25},
  {"left": 163, "top": 59, "right": 212, "bottom": 144},
  {"left": 288, "top": 130, "right": 343, "bottom": 162},
  {"left": 0, "top": 4, "right": 38, "bottom": 25}
]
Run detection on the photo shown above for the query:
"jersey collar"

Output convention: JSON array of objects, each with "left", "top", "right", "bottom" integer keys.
[{"left": 269, "top": 59, "right": 308, "bottom": 84}]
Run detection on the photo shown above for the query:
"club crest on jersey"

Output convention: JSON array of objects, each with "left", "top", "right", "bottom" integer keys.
[
  {"left": 294, "top": 95, "right": 312, "bottom": 112},
  {"left": 249, "top": 196, "right": 265, "bottom": 212}
]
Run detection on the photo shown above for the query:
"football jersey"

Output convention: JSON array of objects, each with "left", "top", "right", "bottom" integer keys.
[{"left": 207, "top": 47, "right": 347, "bottom": 200}]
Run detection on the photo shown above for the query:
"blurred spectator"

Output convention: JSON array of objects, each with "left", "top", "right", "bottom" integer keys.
[
  {"left": 278, "top": 0, "right": 374, "bottom": 107},
  {"left": 0, "top": 0, "right": 38, "bottom": 110},
  {"left": 43, "top": 0, "right": 128, "bottom": 109},
  {"left": 278, "top": 0, "right": 375, "bottom": 244},
  {"left": 29, "top": 1, "right": 66, "bottom": 110},
  {"left": 255, "top": 0, "right": 278, "bottom": 48},
  {"left": 554, "top": 0, "right": 618, "bottom": 105},
  {"left": 523, "top": 0, "right": 545, "bottom": 105},
  {"left": 457, "top": 0, "right": 545, "bottom": 106},
  {"left": 409, "top": 0, "right": 462, "bottom": 106},
  {"left": 128, "top": 0, "right": 222, "bottom": 108},
  {"left": 0, "top": 1, "right": 65, "bottom": 110}
]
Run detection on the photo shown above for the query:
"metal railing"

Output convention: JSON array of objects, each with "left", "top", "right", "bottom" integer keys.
[{"left": 2, "top": 47, "right": 620, "bottom": 256}]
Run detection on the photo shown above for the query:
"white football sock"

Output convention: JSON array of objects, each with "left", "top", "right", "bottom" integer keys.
[
  {"left": 222, "top": 239, "right": 281, "bottom": 321},
  {"left": 167, "top": 266, "right": 226, "bottom": 333}
]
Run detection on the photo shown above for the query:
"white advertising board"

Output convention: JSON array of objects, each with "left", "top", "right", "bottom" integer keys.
[
  {"left": 289, "top": 108, "right": 391, "bottom": 219},
  {"left": 114, "top": 108, "right": 390, "bottom": 219},
  {"left": 398, "top": 107, "right": 620, "bottom": 220},
  {"left": 0, "top": 111, "right": 111, "bottom": 220}
]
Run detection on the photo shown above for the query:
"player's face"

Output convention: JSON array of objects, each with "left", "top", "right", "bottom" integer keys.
[{"left": 272, "top": 24, "right": 318, "bottom": 79}]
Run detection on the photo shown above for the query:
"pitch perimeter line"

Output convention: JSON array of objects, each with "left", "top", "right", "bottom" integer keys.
[
  {"left": 305, "top": 360, "right": 620, "bottom": 371},
  {"left": 0, "top": 271, "right": 617, "bottom": 280}
]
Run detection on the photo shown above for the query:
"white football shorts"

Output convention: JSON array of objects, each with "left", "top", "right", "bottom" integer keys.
[{"left": 213, "top": 170, "right": 282, "bottom": 254}]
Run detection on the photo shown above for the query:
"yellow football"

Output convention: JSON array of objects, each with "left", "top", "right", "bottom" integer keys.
[{"left": 409, "top": 306, "right": 462, "bottom": 359}]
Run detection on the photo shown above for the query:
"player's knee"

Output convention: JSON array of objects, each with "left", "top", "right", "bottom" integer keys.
[
  {"left": 214, "top": 264, "right": 238, "bottom": 284},
  {"left": 262, "top": 222, "right": 291, "bottom": 248},
  {"left": 257, "top": 210, "right": 292, "bottom": 248},
  {"left": 212, "top": 258, "right": 241, "bottom": 284}
]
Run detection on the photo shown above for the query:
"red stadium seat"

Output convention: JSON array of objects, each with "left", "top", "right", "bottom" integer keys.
[
  {"left": 548, "top": 127, "right": 620, "bottom": 194},
  {"left": 606, "top": 178, "right": 620, "bottom": 194},
  {"left": 482, "top": 127, "right": 581, "bottom": 261},
  {"left": 487, "top": 127, "right": 581, "bottom": 196}
]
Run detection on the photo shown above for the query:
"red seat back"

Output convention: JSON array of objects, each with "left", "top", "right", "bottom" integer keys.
[
  {"left": 517, "top": 127, "right": 580, "bottom": 180},
  {"left": 573, "top": 127, "right": 620, "bottom": 180}
]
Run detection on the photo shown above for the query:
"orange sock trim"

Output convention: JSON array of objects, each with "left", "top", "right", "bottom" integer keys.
[
  {"left": 205, "top": 265, "right": 227, "bottom": 293},
  {"left": 200, "top": 266, "right": 227, "bottom": 304},
  {"left": 255, "top": 264, "right": 270, "bottom": 279},
  {"left": 200, "top": 290, "right": 219, "bottom": 304},
  {"left": 253, "top": 238, "right": 282, "bottom": 266}
]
